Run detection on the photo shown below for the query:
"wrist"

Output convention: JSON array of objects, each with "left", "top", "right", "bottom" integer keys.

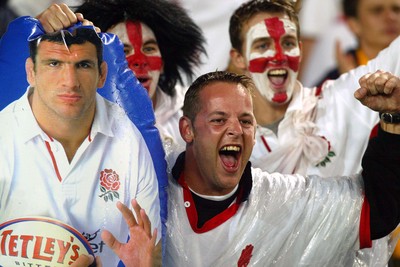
[{"left": 379, "top": 112, "right": 400, "bottom": 124}]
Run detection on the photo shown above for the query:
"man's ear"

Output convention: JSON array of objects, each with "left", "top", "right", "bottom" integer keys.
[
  {"left": 98, "top": 61, "right": 108, "bottom": 88},
  {"left": 25, "top": 58, "right": 36, "bottom": 87},
  {"left": 230, "top": 48, "right": 247, "bottom": 72},
  {"left": 179, "top": 116, "right": 194, "bottom": 143}
]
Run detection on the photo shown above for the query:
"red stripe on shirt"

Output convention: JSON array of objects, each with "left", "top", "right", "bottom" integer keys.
[
  {"left": 45, "top": 141, "right": 62, "bottom": 182},
  {"left": 359, "top": 197, "right": 372, "bottom": 249},
  {"left": 261, "top": 136, "right": 271, "bottom": 153}
]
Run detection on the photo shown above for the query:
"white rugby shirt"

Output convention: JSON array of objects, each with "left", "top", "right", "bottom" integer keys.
[{"left": 0, "top": 88, "right": 161, "bottom": 266}]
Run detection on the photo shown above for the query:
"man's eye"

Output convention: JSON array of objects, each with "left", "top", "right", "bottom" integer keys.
[
  {"left": 49, "top": 61, "right": 59, "bottom": 67},
  {"left": 78, "top": 62, "right": 92, "bottom": 69},
  {"left": 283, "top": 41, "right": 296, "bottom": 49},
  {"left": 142, "top": 45, "right": 159, "bottom": 54},
  {"left": 211, "top": 118, "right": 225, "bottom": 124},
  {"left": 253, "top": 42, "right": 269, "bottom": 51},
  {"left": 241, "top": 120, "right": 253, "bottom": 125}
]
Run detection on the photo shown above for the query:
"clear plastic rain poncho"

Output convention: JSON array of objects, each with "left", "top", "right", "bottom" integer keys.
[{"left": 164, "top": 160, "right": 398, "bottom": 267}]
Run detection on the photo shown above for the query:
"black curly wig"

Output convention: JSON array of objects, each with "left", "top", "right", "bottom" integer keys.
[{"left": 75, "top": 0, "right": 206, "bottom": 96}]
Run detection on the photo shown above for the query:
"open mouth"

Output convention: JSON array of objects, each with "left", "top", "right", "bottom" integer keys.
[
  {"left": 219, "top": 145, "right": 241, "bottom": 171},
  {"left": 268, "top": 69, "right": 288, "bottom": 86},
  {"left": 138, "top": 77, "right": 150, "bottom": 84},
  {"left": 136, "top": 76, "right": 151, "bottom": 92}
]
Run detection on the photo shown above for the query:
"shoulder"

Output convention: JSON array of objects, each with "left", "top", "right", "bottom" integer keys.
[{"left": 97, "top": 95, "right": 144, "bottom": 140}]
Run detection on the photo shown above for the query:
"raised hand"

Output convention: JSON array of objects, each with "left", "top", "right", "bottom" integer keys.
[
  {"left": 36, "top": 3, "right": 99, "bottom": 33},
  {"left": 354, "top": 70, "right": 400, "bottom": 113},
  {"left": 101, "top": 199, "right": 158, "bottom": 267},
  {"left": 335, "top": 40, "right": 357, "bottom": 75}
]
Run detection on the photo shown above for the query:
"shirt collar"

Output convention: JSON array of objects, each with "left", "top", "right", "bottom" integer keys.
[{"left": 17, "top": 88, "right": 114, "bottom": 143}]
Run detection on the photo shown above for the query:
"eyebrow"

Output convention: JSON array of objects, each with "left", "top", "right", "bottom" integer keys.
[{"left": 143, "top": 39, "right": 158, "bottom": 46}]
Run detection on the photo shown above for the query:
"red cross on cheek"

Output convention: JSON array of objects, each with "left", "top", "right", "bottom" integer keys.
[{"left": 125, "top": 21, "right": 162, "bottom": 76}]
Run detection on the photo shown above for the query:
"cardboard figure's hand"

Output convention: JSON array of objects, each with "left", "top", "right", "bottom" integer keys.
[{"left": 101, "top": 199, "right": 157, "bottom": 267}]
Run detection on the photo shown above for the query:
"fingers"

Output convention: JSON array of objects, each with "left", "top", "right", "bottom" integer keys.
[
  {"left": 140, "top": 208, "right": 153, "bottom": 238},
  {"left": 131, "top": 199, "right": 143, "bottom": 227},
  {"left": 95, "top": 256, "right": 103, "bottom": 267},
  {"left": 81, "top": 19, "right": 101, "bottom": 33},
  {"left": 335, "top": 39, "right": 357, "bottom": 74},
  {"left": 101, "top": 229, "right": 121, "bottom": 251},
  {"left": 70, "top": 254, "right": 94, "bottom": 267},
  {"left": 36, "top": 4, "right": 101, "bottom": 34},
  {"left": 117, "top": 201, "right": 139, "bottom": 228},
  {"left": 37, "top": 4, "right": 79, "bottom": 33},
  {"left": 358, "top": 70, "right": 399, "bottom": 96}
]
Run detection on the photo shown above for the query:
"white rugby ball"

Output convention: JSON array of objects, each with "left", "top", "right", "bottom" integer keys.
[{"left": 0, "top": 217, "right": 95, "bottom": 267}]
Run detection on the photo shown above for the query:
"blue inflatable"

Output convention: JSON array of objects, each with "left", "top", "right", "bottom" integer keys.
[{"left": 0, "top": 17, "right": 168, "bottom": 262}]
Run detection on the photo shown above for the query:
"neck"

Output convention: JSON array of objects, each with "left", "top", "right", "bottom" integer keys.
[
  {"left": 183, "top": 149, "right": 235, "bottom": 196},
  {"left": 45, "top": 122, "right": 91, "bottom": 162},
  {"left": 358, "top": 41, "right": 385, "bottom": 60},
  {"left": 253, "top": 89, "right": 289, "bottom": 126},
  {"left": 29, "top": 92, "right": 94, "bottom": 162}
]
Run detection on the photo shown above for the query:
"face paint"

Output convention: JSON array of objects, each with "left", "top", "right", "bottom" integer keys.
[
  {"left": 125, "top": 21, "right": 163, "bottom": 74},
  {"left": 108, "top": 21, "right": 162, "bottom": 99},
  {"left": 245, "top": 17, "right": 300, "bottom": 104}
]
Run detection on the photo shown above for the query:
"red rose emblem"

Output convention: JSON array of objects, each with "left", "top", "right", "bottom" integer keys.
[
  {"left": 100, "top": 169, "right": 120, "bottom": 190},
  {"left": 99, "top": 169, "right": 120, "bottom": 202}
]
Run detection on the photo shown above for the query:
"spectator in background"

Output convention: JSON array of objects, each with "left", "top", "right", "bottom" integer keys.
[
  {"left": 315, "top": 0, "right": 400, "bottom": 86},
  {"left": 298, "top": 0, "right": 357, "bottom": 87},
  {"left": 75, "top": 0, "right": 206, "bottom": 149}
]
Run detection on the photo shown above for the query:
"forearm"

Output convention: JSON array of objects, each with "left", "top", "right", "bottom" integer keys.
[{"left": 362, "top": 125, "right": 400, "bottom": 239}]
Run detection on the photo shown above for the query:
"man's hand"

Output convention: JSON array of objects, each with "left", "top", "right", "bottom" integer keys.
[
  {"left": 36, "top": 3, "right": 100, "bottom": 33},
  {"left": 335, "top": 40, "right": 357, "bottom": 75},
  {"left": 354, "top": 70, "right": 400, "bottom": 113},
  {"left": 101, "top": 199, "right": 157, "bottom": 267},
  {"left": 70, "top": 254, "right": 102, "bottom": 267}
]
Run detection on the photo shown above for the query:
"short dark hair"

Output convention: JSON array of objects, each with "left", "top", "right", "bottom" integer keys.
[
  {"left": 29, "top": 27, "right": 103, "bottom": 73},
  {"left": 342, "top": 0, "right": 358, "bottom": 18},
  {"left": 183, "top": 71, "right": 255, "bottom": 122},
  {"left": 76, "top": 0, "right": 206, "bottom": 97},
  {"left": 229, "top": 0, "right": 300, "bottom": 53}
]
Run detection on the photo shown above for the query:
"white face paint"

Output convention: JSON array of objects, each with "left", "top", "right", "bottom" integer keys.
[
  {"left": 108, "top": 21, "right": 162, "bottom": 100},
  {"left": 245, "top": 17, "right": 300, "bottom": 105}
]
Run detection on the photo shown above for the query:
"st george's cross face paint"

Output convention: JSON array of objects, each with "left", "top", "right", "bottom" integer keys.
[
  {"left": 108, "top": 21, "right": 163, "bottom": 99},
  {"left": 245, "top": 17, "right": 300, "bottom": 105}
]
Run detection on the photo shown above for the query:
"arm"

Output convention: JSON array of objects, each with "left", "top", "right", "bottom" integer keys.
[{"left": 355, "top": 70, "right": 400, "bottom": 239}]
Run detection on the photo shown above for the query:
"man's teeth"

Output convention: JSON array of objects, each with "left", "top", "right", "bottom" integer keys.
[
  {"left": 269, "top": 69, "right": 287, "bottom": 76},
  {"left": 220, "top": 146, "right": 240, "bottom": 152}
]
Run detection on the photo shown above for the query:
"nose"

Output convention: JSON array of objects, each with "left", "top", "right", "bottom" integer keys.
[
  {"left": 386, "top": 8, "right": 400, "bottom": 21},
  {"left": 127, "top": 54, "right": 149, "bottom": 72},
  {"left": 227, "top": 119, "right": 243, "bottom": 137},
  {"left": 61, "top": 64, "right": 79, "bottom": 89}
]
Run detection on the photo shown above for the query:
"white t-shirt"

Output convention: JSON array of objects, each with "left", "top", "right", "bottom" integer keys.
[{"left": 0, "top": 89, "right": 161, "bottom": 266}]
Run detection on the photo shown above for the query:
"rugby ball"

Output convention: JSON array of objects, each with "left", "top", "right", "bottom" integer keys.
[{"left": 0, "top": 217, "right": 95, "bottom": 267}]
